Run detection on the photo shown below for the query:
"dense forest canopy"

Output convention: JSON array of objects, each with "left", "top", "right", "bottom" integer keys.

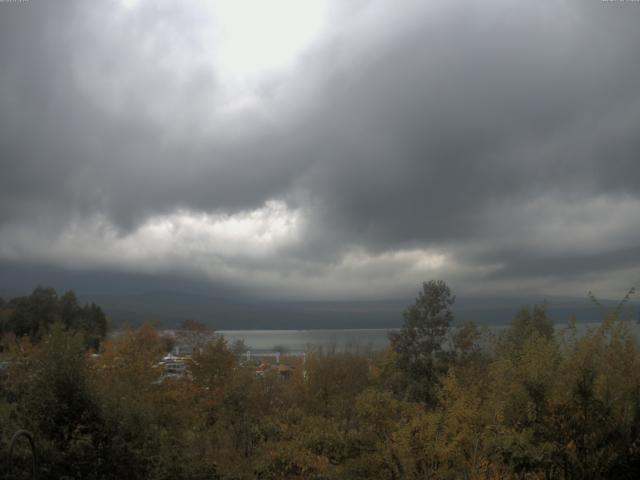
[
  {"left": 0, "top": 282, "right": 639, "bottom": 479},
  {"left": 0, "top": 286, "right": 108, "bottom": 349}
]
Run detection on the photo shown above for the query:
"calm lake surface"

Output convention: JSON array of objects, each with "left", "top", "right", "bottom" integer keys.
[
  {"left": 218, "top": 329, "right": 391, "bottom": 353},
  {"left": 219, "top": 322, "right": 639, "bottom": 353}
]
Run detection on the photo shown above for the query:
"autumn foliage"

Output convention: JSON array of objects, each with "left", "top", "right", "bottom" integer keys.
[{"left": 1, "top": 284, "right": 640, "bottom": 479}]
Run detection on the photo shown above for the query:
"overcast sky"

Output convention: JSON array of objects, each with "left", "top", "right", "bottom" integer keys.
[{"left": 1, "top": 0, "right": 639, "bottom": 301}]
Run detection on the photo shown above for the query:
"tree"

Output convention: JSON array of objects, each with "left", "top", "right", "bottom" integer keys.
[
  {"left": 2, "top": 288, "right": 108, "bottom": 348},
  {"left": 304, "top": 349, "right": 371, "bottom": 419},
  {"left": 503, "top": 304, "right": 553, "bottom": 352},
  {"left": 79, "top": 303, "right": 108, "bottom": 350},
  {"left": 9, "top": 324, "right": 107, "bottom": 479},
  {"left": 191, "top": 336, "right": 237, "bottom": 393},
  {"left": 175, "top": 319, "right": 215, "bottom": 354},
  {"left": 230, "top": 339, "right": 249, "bottom": 356},
  {"left": 388, "top": 280, "right": 455, "bottom": 404},
  {"left": 7, "top": 287, "right": 60, "bottom": 342},
  {"left": 60, "top": 290, "right": 81, "bottom": 330}
]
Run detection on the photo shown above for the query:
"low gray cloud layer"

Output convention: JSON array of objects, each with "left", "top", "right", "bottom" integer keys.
[{"left": 1, "top": 0, "right": 639, "bottom": 300}]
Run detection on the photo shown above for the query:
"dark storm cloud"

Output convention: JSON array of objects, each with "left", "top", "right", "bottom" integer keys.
[
  {"left": 299, "top": 2, "right": 640, "bottom": 244},
  {"left": 0, "top": 0, "right": 302, "bottom": 231},
  {"left": 1, "top": 0, "right": 640, "bottom": 298},
  {"left": 283, "top": 1, "right": 640, "bottom": 283}
]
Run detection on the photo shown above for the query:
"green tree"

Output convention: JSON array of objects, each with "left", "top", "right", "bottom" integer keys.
[
  {"left": 449, "top": 319, "right": 487, "bottom": 371},
  {"left": 504, "top": 304, "right": 554, "bottom": 350},
  {"left": 388, "top": 280, "right": 455, "bottom": 404},
  {"left": 2, "top": 288, "right": 108, "bottom": 348},
  {"left": 60, "top": 290, "right": 81, "bottom": 329},
  {"left": 79, "top": 302, "right": 108, "bottom": 349},
  {"left": 59, "top": 291, "right": 108, "bottom": 349},
  {"left": 7, "top": 287, "right": 60, "bottom": 341}
]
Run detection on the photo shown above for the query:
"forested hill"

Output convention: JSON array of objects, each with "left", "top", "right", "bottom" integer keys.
[
  {"left": 27, "top": 291, "right": 640, "bottom": 329},
  {"left": 1, "top": 263, "right": 635, "bottom": 328},
  {"left": 1, "top": 287, "right": 635, "bottom": 330}
]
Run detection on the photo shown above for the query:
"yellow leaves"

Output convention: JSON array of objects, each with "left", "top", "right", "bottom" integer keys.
[
  {"left": 190, "top": 336, "right": 237, "bottom": 390},
  {"left": 92, "top": 323, "right": 168, "bottom": 401},
  {"left": 6, "top": 310, "right": 640, "bottom": 479},
  {"left": 427, "top": 370, "right": 497, "bottom": 478},
  {"left": 260, "top": 440, "right": 330, "bottom": 479},
  {"left": 254, "top": 415, "right": 342, "bottom": 479},
  {"left": 555, "top": 318, "right": 640, "bottom": 416}
]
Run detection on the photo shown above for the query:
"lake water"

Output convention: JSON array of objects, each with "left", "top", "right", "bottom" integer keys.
[
  {"left": 219, "top": 321, "right": 640, "bottom": 353},
  {"left": 218, "top": 329, "right": 392, "bottom": 353}
]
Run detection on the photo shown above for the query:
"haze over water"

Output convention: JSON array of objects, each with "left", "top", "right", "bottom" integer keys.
[{"left": 219, "top": 321, "right": 640, "bottom": 353}]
